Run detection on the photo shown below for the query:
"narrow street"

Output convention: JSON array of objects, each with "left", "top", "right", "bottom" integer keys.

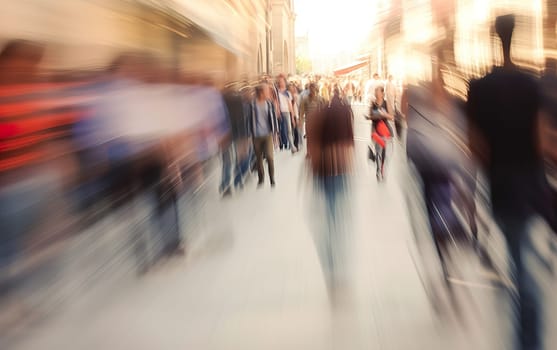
[{"left": 9, "top": 105, "right": 557, "bottom": 350}]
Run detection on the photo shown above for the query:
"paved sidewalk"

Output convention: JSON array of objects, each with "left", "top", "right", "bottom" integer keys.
[{"left": 8, "top": 115, "right": 557, "bottom": 350}]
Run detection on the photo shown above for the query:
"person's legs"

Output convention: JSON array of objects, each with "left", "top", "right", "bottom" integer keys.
[
  {"left": 375, "top": 143, "right": 383, "bottom": 179},
  {"left": 496, "top": 212, "right": 543, "bottom": 350},
  {"left": 381, "top": 143, "right": 388, "bottom": 177},
  {"left": 0, "top": 170, "right": 58, "bottom": 293},
  {"left": 320, "top": 175, "right": 347, "bottom": 294},
  {"left": 219, "top": 144, "right": 234, "bottom": 194},
  {"left": 253, "top": 137, "right": 265, "bottom": 184},
  {"left": 287, "top": 116, "right": 296, "bottom": 152},
  {"left": 280, "top": 113, "right": 290, "bottom": 150},
  {"left": 234, "top": 139, "right": 249, "bottom": 188},
  {"left": 297, "top": 123, "right": 304, "bottom": 147},
  {"left": 263, "top": 135, "right": 275, "bottom": 184}
]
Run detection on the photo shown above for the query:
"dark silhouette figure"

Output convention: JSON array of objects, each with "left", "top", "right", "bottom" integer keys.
[{"left": 467, "top": 14, "right": 556, "bottom": 350}]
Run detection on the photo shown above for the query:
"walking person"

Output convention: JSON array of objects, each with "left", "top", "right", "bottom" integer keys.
[
  {"left": 289, "top": 83, "right": 302, "bottom": 151},
  {"left": 467, "top": 14, "right": 557, "bottom": 350},
  {"left": 277, "top": 75, "right": 296, "bottom": 153},
  {"left": 300, "top": 83, "right": 325, "bottom": 156},
  {"left": 218, "top": 85, "right": 235, "bottom": 197},
  {"left": 368, "top": 86, "right": 394, "bottom": 181},
  {"left": 307, "top": 87, "right": 354, "bottom": 301},
  {"left": 320, "top": 81, "right": 331, "bottom": 104},
  {"left": 249, "top": 83, "right": 278, "bottom": 187},
  {"left": 343, "top": 80, "right": 355, "bottom": 105},
  {"left": 219, "top": 83, "right": 253, "bottom": 195}
]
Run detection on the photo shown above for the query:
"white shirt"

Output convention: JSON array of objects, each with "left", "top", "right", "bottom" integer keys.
[{"left": 278, "top": 89, "right": 291, "bottom": 113}]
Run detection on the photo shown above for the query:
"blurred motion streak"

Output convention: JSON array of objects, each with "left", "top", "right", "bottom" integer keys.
[{"left": 1, "top": 1, "right": 557, "bottom": 350}]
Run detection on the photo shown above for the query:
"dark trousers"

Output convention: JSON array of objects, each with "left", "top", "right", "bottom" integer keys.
[
  {"left": 494, "top": 210, "right": 543, "bottom": 350},
  {"left": 219, "top": 144, "right": 234, "bottom": 193},
  {"left": 234, "top": 139, "right": 252, "bottom": 187},
  {"left": 279, "top": 113, "right": 291, "bottom": 150},
  {"left": 253, "top": 135, "right": 275, "bottom": 184}
]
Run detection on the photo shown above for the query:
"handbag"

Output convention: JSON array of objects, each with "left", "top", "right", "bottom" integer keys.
[
  {"left": 368, "top": 144, "right": 376, "bottom": 162},
  {"left": 376, "top": 120, "right": 391, "bottom": 138}
]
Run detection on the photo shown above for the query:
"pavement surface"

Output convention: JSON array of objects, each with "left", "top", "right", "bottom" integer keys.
[{"left": 6, "top": 103, "right": 557, "bottom": 350}]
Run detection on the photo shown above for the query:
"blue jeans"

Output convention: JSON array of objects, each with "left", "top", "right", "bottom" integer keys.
[
  {"left": 234, "top": 141, "right": 253, "bottom": 188},
  {"left": 315, "top": 175, "right": 347, "bottom": 287},
  {"left": 219, "top": 144, "right": 234, "bottom": 193},
  {"left": 280, "top": 112, "right": 291, "bottom": 150},
  {"left": 0, "top": 171, "right": 57, "bottom": 289},
  {"left": 495, "top": 211, "right": 544, "bottom": 350}
]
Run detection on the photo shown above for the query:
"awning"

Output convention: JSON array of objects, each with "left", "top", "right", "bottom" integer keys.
[{"left": 333, "top": 60, "right": 368, "bottom": 76}]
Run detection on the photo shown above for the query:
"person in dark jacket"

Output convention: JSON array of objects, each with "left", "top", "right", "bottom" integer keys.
[
  {"left": 307, "top": 87, "right": 354, "bottom": 301},
  {"left": 467, "top": 14, "right": 556, "bottom": 350},
  {"left": 248, "top": 83, "right": 278, "bottom": 187},
  {"left": 220, "top": 83, "right": 251, "bottom": 195}
]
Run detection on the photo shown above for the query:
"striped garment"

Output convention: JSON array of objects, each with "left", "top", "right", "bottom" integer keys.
[{"left": 0, "top": 81, "right": 93, "bottom": 173}]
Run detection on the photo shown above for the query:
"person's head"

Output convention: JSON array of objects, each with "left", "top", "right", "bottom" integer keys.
[
  {"left": 288, "top": 83, "right": 297, "bottom": 95},
  {"left": 255, "top": 83, "right": 270, "bottom": 101},
  {"left": 0, "top": 40, "right": 44, "bottom": 83},
  {"left": 309, "top": 82, "right": 318, "bottom": 96},
  {"left": 373, "top": 73, "right": 380, "bottom": 80},
  {"left": 495, "top": 14, "right": 515, "bottom": 45},
  {"left": 277, "top": 74, "right": 287, "bottom": 89},
  {"left": 375, "top": 86, "right": 384, "bottom": 100},
  {"left": 388, "top": 74, "right": 393, "bottom": 81},
  {"left": 495, "top": 14, "right": 515, "bottom": 65}
]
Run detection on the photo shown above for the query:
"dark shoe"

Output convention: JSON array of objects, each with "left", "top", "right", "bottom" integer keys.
[
  {"left": 270, "top": 181, "right": 276, "bottom": 188},
  {"left": 222, "top": 188, "right": 232, "bottom": 197},
  {"left": 257, "top": 180, "right": 264, "bottom": 189}
]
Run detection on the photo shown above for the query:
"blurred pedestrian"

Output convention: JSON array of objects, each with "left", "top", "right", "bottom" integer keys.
[
  {"left": 220, "top": 83, "right": 250, "bottom": 196},
  {"left": 343, "top": 80, "right": 355, "bottom": 105},
  {"left": 277, "top": 75, "right": 296, "bottom": 153},
  {"left": 300, "top": 83, "right": 325, "bottom": 156},
  {"left": 289, "top": 83, "right": 302, "bottom": 151},
  {"left": 249, "top": 83, "right": 278, "bottom": 187},
  {"left": 368, "top": 86, "right": 394, "bottom": 181},
  {"left": 320, "top": 81, "right": 330, "bottom": 104},
  {"left": 365, "top": 73, "right": 382, "bottom": 105},
  {"left": 307, "top": 87, "right": 354, "bottom": 300},
  {"left": 0, "top": 40, "right": 75, "bottom": 294},
  {"left": 467, "top": 14, "right": 557, "bottom": 350},
  {"left": 540, "top": 58, "right": 557, "bottom": 213}
]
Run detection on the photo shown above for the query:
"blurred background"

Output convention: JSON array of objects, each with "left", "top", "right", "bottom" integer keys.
[{"left": 1, "top": 0, "right": 557, "bottom": 349}]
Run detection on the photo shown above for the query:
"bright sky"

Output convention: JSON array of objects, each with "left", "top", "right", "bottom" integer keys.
[{"left": 295, "top": 0, "right": 378, "bottom": 57}]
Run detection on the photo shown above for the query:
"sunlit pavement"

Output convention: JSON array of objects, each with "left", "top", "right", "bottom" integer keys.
[{"left": 9, "top": 105, "right": 557, "bottom": 350}]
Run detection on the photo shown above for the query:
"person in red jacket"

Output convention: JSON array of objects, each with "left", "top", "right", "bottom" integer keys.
[{"left": 368, "top": 86, "right": 394, "bottom": 181}]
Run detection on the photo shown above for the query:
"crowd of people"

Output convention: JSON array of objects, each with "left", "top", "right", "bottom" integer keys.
[
  {"left": 290, "top": 14, "right": 557, "bottom": 350},
  {"left": 0, "top": 41, "right": 243, "bottom": 309},
  {"left": 3, "top": 12, "right": 557, "bottom": 350}
]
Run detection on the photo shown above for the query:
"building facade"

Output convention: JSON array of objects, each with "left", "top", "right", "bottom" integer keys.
[
  {"left": 0, "top": 0, "right": 290, "bottom": 82},
  {"left": 271, "top": 0, "right": 296, "bottom": 75}
]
